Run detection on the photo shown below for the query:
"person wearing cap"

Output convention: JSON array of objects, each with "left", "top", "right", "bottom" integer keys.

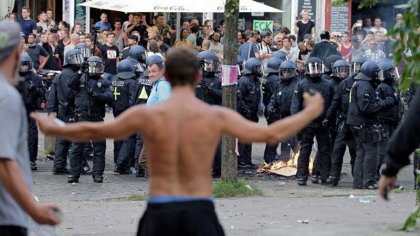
[
  {"left": 0, "top": 20, "right": 60, "bottom": 236},
  {"left": 138, "top": 55, "right": 172, "bottom": 173},
  {"left": 122, "top": 35, "right": 139, "bottom": 60}
]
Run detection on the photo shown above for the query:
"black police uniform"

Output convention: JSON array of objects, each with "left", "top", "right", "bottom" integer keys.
[
  {"left": 112, "top": 75, "right": 136, "bottom": 171},
  {"left": 346, "top": 75, "right": 395, "bottom": 189},
  {"left": 381, "top": 86, "right": 420, "bottom": 189},
  {"left": 16, "top": 71, "right": 45, "bottom": 166},
  {"left": 325, "top": 75, "right": 357, "bottom": 183},
  {"left": 376, "top": 79, "right": 402, "bottom": 172},
  {"left": 47, "top": 66, "right": 77, "bottom": 173},
  {"left": 237, "top": 75, "right": 261, "bottom": 166},
  {"left": 131, "top": 73, "right": 153, "bottom": 176},
  {"left": 196, "top": 75, "right": 222, "bottom": 105},
  {"left": 68, "top": 73, "right": 113, "bottom": 181},
  {"left": 266, "top": 77, "right": 298, "bottom": 162},
  {"left": 291, "top": 75, "right": 334, "bottom": 183}
]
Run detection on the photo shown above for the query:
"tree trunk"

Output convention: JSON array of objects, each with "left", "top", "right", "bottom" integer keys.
[{"left": 221, "top": 0, "right": 239, "bottom": 181}]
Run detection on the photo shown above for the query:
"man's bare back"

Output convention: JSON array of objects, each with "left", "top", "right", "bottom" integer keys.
[{"left": 31, "top": 47, "right": 323, "bottom": 235}]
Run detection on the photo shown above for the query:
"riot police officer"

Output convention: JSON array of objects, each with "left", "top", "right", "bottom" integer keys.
[
  {"left": 129, "top": 45, "right": 151, "bottom": 177},
  {"left": 262, "top": 57, "right": 282, "bottom": 164},
  {"left": 267, "top": 60, "right": 299, "bottom": 162},
  {"left": 291, "top": 57, "right": 334, "bottom": 185},
  {"left": 67, "top": 56, "right": 113, "bottom": 183},
  {"left": 237, "top": 58, "right": 263, "bottom": 169},
  {"left": 324, "top": 59, "right": 357, "bottom": 186},
  {"left": 196, "top": 50, "right": 222, "bottom": 105},
  {"left": 312, "top": 54, "right": 342, "bottom": 177},
  {"left": 75, "top": 43, "right": 92, "bottom": 59},
  {"left": 196, "top": 50, "right": 223, "bottom": 177},
  {"left": 377, "top": 60, "right": 402, "bottom": 173},
  {"left": 112, "top": 59, "right": 137, "bottom": 174},
  {"left": 47, "top": 49, "right": 83, "bottom": 174},
  {"left": 16, "top": 54, "right": 45, "bottom": 170},
  {"left": 347, "top": 60, "right": 396, "bottom": 189}
]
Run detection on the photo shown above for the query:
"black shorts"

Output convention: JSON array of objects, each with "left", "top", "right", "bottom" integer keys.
[
  {"left": 0, "top": 225, "right": 27, "bottom": 236},
  {"left": 137, "top": 200, "right": 225, "bottom": 236}
]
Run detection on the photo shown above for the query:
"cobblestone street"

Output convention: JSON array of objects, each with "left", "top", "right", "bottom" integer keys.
[{"left": 30, "top": 114, "right": 420, "bottom": 236}]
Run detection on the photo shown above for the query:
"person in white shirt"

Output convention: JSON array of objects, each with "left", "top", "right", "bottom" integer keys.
[
  {"left": 257, "top": 30, "right": 273, "bottom": 69},
  {"left": 371, "top": 17, "right": 387, "bottom": 35}
]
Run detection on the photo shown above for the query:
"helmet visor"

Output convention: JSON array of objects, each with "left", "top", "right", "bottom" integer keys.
[
  {"left": 88, "top": 61, "right": 104, "bottom": 75},
  {"left": 280, "top": 68, "right": 296, "bottom": 78},
  {"left": 68, "top": 53, "right": 84, "bottom": 66},
  {"left": 351, "top": 62, "right": 362, "bottom": 76},
  {"left": 307, "top": 62, "right": 324, "bottom": 75},
  {"left": 20, "top": 61, "right": 33, "bottom": 72},
  {"left": 79, "top": 47, "right": 92, "bottom": 58},
  {"left": 333, "top": 66, "right": 350, "bottom": 79},
  {"left": 379, "top": 67, "right": 400, "bottom": 81},
  {"left": 203, "top": 59, "right": 218, "bottom": 72}
]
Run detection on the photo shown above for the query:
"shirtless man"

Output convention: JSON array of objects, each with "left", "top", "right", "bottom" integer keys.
[{"left": 31, "top": 48, "right": 324, "bottom": 235}]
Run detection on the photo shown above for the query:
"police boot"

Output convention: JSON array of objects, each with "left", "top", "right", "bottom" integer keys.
[
  {"left": 30, "top": 161, "right": 37, "bottom": 171},
  {"left": 311, "top": 175, "right": 320, "bottom": 184},
  {"left": 325, "top": 176, "right": 339, "bottom": 186},
  {"left": 93, "top": 175, "right": 103, "bottom": 183},
  {"left": 67, "top": 175, "right": 79, "bottom": 183},
  {"left": 136, "top": 168, "right": 146, "bottom": 177},
  {"left": 297, "top": 178, "right": 307, "bottom": 186}
]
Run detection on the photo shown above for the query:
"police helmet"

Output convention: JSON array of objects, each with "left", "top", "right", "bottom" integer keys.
[
  {"left": 332, "top": 60, "right": 350, "bottom": 79},
  {"left": 128, "top": 45, "right": 148, "bottom": 64},
  {"left": 19, "top": 54, "right": 33, "bottom": 73},
  {"left": 272, "top": 50, "right": 288, "bottom": 61},
  {"left": 242, "top": 58, "right": 263, "bottom": 77},
  {"left": 324, "top": 54, "right": 342, "bottom": 72},
  {"left": 320, "top": 30, "right": 330, "bottom": 40},
  {"left": 379, "top": 60, "right": 399, "bottom": 82},
  {"left": 305, "top": 57, "right": 325, "bottom": 77},
  {"left": 359, "top": 60, "right": 380, "bottom": 80},
  {"left": 279, "top": 60, "right": 297, "bottom": 80},
  {"left": 65, "top": 49, "right": 84, "bottom": 66},
  {"left": 145, "top": 55, "right": 164, "bottom": 67},
  {"left": 117, "top": 59, "right": 136, "bottom": 79},
  {"left": 86, "top": 56, "right": 104, "bottom": 76},
  {"left": 265, "top": 57, "right": 283, "bottom": 74},
  {"left": 198, "top": 50, "right": 219, "bottom": 72},
  {"left": 74, "top": 43, "right": 92, "bottom": 59},
  {"left": 351, "top": 56, "right": 367, "bottom": 76}
]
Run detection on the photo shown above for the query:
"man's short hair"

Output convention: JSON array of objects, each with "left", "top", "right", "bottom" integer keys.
[
  {"left": 165, "top": 48, "right": 200, "bottom": 86},
  {"left": 107, "top": 32, "right": 115, "bottom": 37},
  {"left": 114, "top": 18, "right": 122, "bottom": 24},
  {"left": 343, "top": 31, "right": 350, "bottom": 36},
  {"left": 154, "top": 13, "right": 164, "bottom": 20},
  {"left": 288, "top": 35, "right": 296, "bottom": 42},
  {"left": 22, "top": 6, "right": 30, "bottom": 12}
]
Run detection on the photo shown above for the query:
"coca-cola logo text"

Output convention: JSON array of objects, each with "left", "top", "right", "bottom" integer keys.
[{"left": 154, "top": 5, "right": 186, "bottom": 11}]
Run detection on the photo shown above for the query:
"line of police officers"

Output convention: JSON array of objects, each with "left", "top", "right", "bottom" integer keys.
[
  {"left": 19, "top": 38, "right": 402, "bottom": 187},
  {"left": 235, "top": 50, "right": 401, "bottom": 189}
]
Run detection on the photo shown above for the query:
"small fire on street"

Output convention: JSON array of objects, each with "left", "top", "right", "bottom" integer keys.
[{"left": 257, "top": 152, "right": 314, "bottom": 177}]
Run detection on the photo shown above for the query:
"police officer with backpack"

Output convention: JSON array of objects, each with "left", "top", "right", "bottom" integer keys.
[
  {"left": 16, "top": 55, "right": 45, "bottom": 170},
  {"left": 237, "top": 58, "right": 263, "bottom": 169},
  {"left": 67, "top": 56, "right": 113, "bottom": 183}
]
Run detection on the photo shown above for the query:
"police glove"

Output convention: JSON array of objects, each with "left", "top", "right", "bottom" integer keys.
[
  {"left": 322, "top": 119, "right": 329, "bottom": 128},
  {"left": 26, "top": 82, "right": 36, "bottom": 91},
  {"left": 87, "top": 87, "right": 96, "bottom": 97},
  {"left": 383, "top": 97, "right": 395, "bottom": 107}
]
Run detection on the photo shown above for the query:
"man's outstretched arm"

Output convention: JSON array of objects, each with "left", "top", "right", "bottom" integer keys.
[
  {"left": 31, "top": 105, "right": 148, "bottom": 141},
  {"left": 221, "top": 92, "right": 324, "bottom": 144}
]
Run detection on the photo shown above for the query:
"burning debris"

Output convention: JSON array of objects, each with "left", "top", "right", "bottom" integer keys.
[{"left": 256, "top": 152, "right": 314, "bottom": 177}]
